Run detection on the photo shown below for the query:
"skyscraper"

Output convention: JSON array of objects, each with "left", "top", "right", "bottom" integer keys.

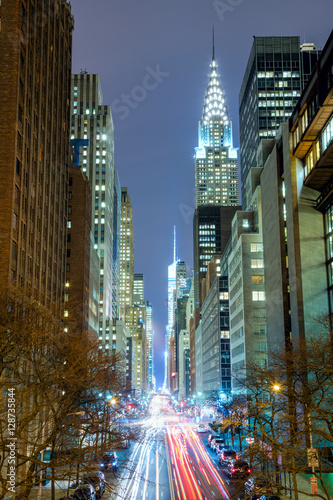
[
  {"left": 194, "top": 44, "right": 239, "bottom": 208},
  {"left": 193, "top": 40, "right": 241, "bottom": 307},
  {"left": 193, "top": 205, "right": 239, "bottom": 306},
  {"left": 70, "top": 74, "right": 115, "bottom": 350},
  {"left": 133, "top": 273, "right": 144, "bottom": 306},
  {"left": 146, "top": 301, "right": 153, "bottom": 391},
  {"left": 120, "top": 187, "right": 134, "bottom": 321},
  {"left": 0, "top": 0, "right": 74, "bottom": 304},
  {"left": 166, "top": 226, "right": 178, "bottom": 352},
  {"left": 239, "top": 36, "right": 320, "bottom": 207},
  {"left": 112, "top": 168, "right": 121, "bottom": 320}
]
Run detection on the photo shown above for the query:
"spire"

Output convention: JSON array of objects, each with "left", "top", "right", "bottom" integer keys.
[
  {"left": 201, "top": 52, "right": 229, "bottom": 126},
  {"left": 212, "top": 26, "right": 215, "bottom": 61},
  {"left": 173, "top": 226, "right": 177, "bottom": 263}
]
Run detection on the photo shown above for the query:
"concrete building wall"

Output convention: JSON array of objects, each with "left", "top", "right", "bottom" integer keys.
[
  {"left": 201, "top": 278, "right": 220, "bottom": 393},
  {"left": 260, "top": 142, "right": 287, "bottom": 349},
  {"left": 261, "top": 123, "right": 329, "bottom": 354},
  {"left": 190, "top": 307, "right": 201, "bottom": 394},
  {"left": 229, "top": 186, "right": 267, "bottom": 393},
  {"left": 195, "top": 322, "right": 203, "bottom": 393},
  {"left": 178, "top": 329, "right": 190, "bottom": 401}
]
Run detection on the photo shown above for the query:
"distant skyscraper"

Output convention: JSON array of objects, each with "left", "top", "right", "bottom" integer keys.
[
  {"left": 193, "top": 205, "right": 239, "bottom": 306},
  {"left": 166, "top": 227, "right": 178, "bottom": 351},
  {"left": 239, "top": 36, "right": 320, "bottom": 207},
  {"left": 195, "top": 44, "right": 239, "bottom": 208},
  {"left": 120, "top": 187, "right": 134, "bottom": 320},
  {"left": 146, "top": 301, "right": 153, "bottom": 390},
  {"left": 0, "top": 0, "right": 74, "bottom": 304},
  {"left": 133, "top": 273, "right": 144, "bottom": 306},
  {"left": 112, "top": 168, "right": 121, "bottom": 319},
  {"left": 71, "top": 74, "right": 116, "bottom": 350}
]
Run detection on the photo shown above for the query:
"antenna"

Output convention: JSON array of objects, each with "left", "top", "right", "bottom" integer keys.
[
  {"left": 212, "top": 26, "right": 215, "bottom": 60},
  {"left": 173, "top": 226, "right": 177, "bottom": 263}
]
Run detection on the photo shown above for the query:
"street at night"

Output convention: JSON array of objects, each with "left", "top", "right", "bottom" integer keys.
[
  {"left": 1, "top": 1, "right": 333, "bottom": 499},
  {"left": 114, "top": 395, "right": 245, "bottom": 500}
]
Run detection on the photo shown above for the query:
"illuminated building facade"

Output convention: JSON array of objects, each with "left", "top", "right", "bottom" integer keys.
[
  {"left": 112, "top": 169, "right": 121, "bottom": 319},
  {"left": 166, "top": 227, "right": 178, "bottom": 351},
  {"left": 195, "top": 50, "right": 239, "bottom": 208},
  {"left": 146, "top": 301, "right": 153, "bottom": 390},
  {"left": 193, "top": 205, "right": 239, "bottom": 306},
  {"left": 133, "top": 273, "right": 144, "bottom": 306},
  {"left": 239, "top": 36, "right": 320, "bottom": 208},
  {"left": 120, "top": 187, "right": 134, "bottom": 320},
  {"left": 228, "top": 170, "right": 267, "bottom": 394},
  {"left": 70, "top": 74, "right": 115, "bottom": 350},
  {"left": 125, "top": 303, "right": 147, "bottom": 392},
  {"left": 260, "top": 31, "right": 333, "bottom": 354}
]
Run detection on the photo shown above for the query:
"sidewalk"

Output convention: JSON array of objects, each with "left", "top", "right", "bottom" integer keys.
[
  {"left": 28, "top": 446, "right": 133, "bottom": 499},
  {"left": 29, "top": 481, "right": 74, "bottom": 500}
]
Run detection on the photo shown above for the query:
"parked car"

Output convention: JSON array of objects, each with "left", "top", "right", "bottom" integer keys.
[
  {"left": 244, "top": 476, "right": 274, "bottom": 498},
  {"left": 215, "top": 442, "right": 227, "bottom": 454},
  {"left": 73, "top": 484, "right": 97, "bottom": 500},
  {"left": 196, "top": 424, "right": 206, "bottom": 433},
  {"left": 207, "top": 434, "right": 214, "bottom": 447},
  {"left": 226, "top": 459, "right": 251, "bottom": 479},
  {"left": 82, "top": 471, "right": 105, "bottom": 498},
  {"left": 100, "top": 451, "right": 118, "bottom": 471},
  {"left": 211, "top": 437, "right": 226, "bottom": 452},
  {"left": 257, "top": 496, "right": 282, "bottom": 500},
  {"left": 218, "top": 449, "right": 238, "bottom": 464}
]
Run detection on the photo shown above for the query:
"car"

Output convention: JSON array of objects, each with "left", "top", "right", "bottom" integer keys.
[
  {"left": 73, "top": 484, "right": 97, "bottom": 500},
  {"left": 100, "top": 451, "right": 118, "bottom": 471},
  {"left": 196, "top": 424, "right": 206, "bottom": 433},
  {"left": 218, "top": 449, "right": 238, "bottom": 464},
  {"left": 244, "top": 476, "right": 274, "bottom": 498},
  {"left": 207, "top": 434, "right": 214, "bottom": 447},
  {"left": 82, "top": 471, "right": 105, "bottom": 498},
  {"left": 257, "top": 496, "right": 282, "bottom": 500},
  {"left": 211, "top": 437, "right": 226, "bottom": 452},
  {"left": 215, "top": 442, "right": 227, "bottom": 454},
  {"left": 226, "top": 459, "right": 251, "bottom": 479}
]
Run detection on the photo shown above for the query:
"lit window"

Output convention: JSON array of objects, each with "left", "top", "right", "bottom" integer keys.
[
  {"left": 252, "top": 291, "right": 266, "bottom": 301},
  {"left": 251, "top": 259, "right": 264, "bottom": 268},
  {"left": 67, "top": 221, "right": 71, "bottom": 228},
  {"left": 251, "top": 243, "right": 263, "bottom": 252}
]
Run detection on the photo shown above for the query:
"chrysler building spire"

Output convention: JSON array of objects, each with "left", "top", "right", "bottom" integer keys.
[{"left": 194, "top": 35, "right": 239, "bottom": 208}]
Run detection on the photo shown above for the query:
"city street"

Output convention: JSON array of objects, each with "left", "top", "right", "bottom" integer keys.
[{"left": 114, "top": 395, "right": 236, "bottom": 500}]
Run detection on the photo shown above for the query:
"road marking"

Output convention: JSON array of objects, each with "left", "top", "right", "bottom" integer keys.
[
  {"left": 164, "top": 433, "right": 176, "bottom": 500},
  {"left": 156, "top": 447, "right": 159, "bottom": 500}
]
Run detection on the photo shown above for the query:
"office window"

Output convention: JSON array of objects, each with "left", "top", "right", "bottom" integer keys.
[
  {"left": 252, "top": 291, "right": 266, "bottom": 301},
  {"left": 251, "top": 243, "right": 263, "bottom": 252},
  {"left": 252, "top": 275, "right": 264, "bottom": 284},
  {"left": 251, "top": 259, "right": 264, "bottom": 268}
]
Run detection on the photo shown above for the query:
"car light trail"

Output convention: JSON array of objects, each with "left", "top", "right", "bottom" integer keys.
[
  {"left": 119, "top": 426, "right": 160, "bottom": 500},
  {"left": 166, "top": 424, "right": 232, "bottom": 500}
]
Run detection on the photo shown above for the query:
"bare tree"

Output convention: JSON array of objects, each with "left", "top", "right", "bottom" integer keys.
[
  {"left": 216, "top": 321, "right": 333, "bottom": 500},
  {"left": 0, "top": 282, "right": 137, "bottom": 500}
]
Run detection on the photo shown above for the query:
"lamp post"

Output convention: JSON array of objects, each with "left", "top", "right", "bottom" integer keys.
[{"left": 273, "top": 384, "right": 318, "bottom": 499}]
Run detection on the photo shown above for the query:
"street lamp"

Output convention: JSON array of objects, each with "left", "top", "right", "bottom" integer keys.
[{"left": 272, "top": 384, "right": 318, "bottom": 498}]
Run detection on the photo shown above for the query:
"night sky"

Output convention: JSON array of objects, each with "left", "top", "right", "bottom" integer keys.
[{"left": 69, "top": 0, "right": 333, "bottom": 389}]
